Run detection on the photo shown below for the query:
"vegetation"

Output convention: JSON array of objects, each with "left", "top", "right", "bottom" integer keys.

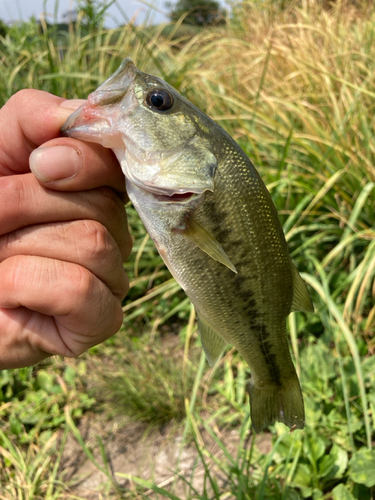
[
  {"left": 0, "top": 0, "right": 374, "bottom": 498},
  {"left": 165, "top": 0, "right": 226, "bottom": 26}
]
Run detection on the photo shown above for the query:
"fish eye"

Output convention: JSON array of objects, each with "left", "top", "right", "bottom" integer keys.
[{"left": 146, "top": 89, "right": 174, "bottom": 111}]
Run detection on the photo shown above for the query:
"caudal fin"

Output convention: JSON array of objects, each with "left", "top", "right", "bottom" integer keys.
[{"left": 249, "top": 376, "right": 305, "bottom": 433}]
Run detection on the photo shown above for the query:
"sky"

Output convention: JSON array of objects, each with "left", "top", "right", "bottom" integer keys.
[{"left": 0, "top": 0, "right": 169, "bottom": 26}]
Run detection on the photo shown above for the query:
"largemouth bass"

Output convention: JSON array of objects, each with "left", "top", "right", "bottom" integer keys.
[{"left": 61, "top": 58, "right": 313, "bottom": 432}]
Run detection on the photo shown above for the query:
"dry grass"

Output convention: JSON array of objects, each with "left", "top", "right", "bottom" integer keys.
[{"left": 0, "top": 1, "right": 374, "bottom": 497}]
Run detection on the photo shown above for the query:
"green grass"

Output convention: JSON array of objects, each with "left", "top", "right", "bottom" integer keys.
[{"left": 0, "top": 0, "right": 375, "bottom": 498}]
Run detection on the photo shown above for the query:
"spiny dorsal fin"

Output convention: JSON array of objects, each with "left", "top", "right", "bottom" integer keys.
[
  {"left": 290, "top": 264, "right": 314, "bottom": 313},
  {"left": 197, "top": 313, "right": 227, "bottom": 366},
  {"left": 175, "top": 214, "right": 237, "bottom": 274}
]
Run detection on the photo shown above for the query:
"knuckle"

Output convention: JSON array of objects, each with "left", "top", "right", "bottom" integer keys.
[
  {"left": 78, "top": 220, "right": 125, "bottom": 273},
  {"left": 6, "top": 89, "right": 32, "bottom": 109},
  {"left": 81, "top": 219, "right": 114, "bottom": 262},
  {"left": 10, "top": 89, "right": 44, "bottom": 112},
  {"left": 4, "top": 90, "right": 39, "bottom": 125},
  {"left": 64, "top": 220, "right": 128, "bottom": 300},
  {"left": 87, "top": 188, "right": 130, "bottom": 261},
  {"left": 72, "top": 264, "right": 96, "bottom": 301},
  {"left": 83, "top": 221, "right": 129, "bottom": 300}
]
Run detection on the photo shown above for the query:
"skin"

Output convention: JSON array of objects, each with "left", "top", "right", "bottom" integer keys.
[{"left": 0, "top": 90, "right": 131, "bottom": 369}]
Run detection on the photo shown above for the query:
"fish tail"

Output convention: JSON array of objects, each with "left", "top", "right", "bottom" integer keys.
[{"left": 249, "top": 376, "right": 305, "bottom": 433}]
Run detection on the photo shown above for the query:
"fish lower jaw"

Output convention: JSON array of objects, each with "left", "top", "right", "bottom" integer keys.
[
  {"left": 142, "top": 187, "right": 197, "bottom": 203},
  {"left": 127, "top": 179, "right": 203, "bottom": 203},
  {"left": 154, "top": 191, "right": 196, "bottom": 202}
]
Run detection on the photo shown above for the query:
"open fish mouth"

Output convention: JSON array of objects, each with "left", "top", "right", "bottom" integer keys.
[
  {"left": 133, "top": 182, "right": 200, "bottom": 203},
  {"left": 155, "top": 191, "right": 195, "bottom": 202},
  {"left": 127, "top": 174, "right": 209, "bottom": 204},
  {"left": 61, "top": 103, "right": 124, "bottom": 148},
  {"left": 60, "top": 105, "right": 86, "bottom": 134}
]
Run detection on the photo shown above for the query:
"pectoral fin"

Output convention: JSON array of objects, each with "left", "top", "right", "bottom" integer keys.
[
  {"left": 197, "top": 313, "right": 227, "bottom": 366},
  {"left": 175, "top": 214, "right": 237, "bottom": 273},
  {"left": 290, "top": 264, "right": 314, "bottom": 313}
]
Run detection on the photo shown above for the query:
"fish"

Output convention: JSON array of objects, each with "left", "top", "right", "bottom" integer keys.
[{"left": 61, "top": 58, "right": 314, "bottom": 432}]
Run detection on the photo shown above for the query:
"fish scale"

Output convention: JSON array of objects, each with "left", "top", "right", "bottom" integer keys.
[
  {"left": 62, "top": 58, "right": 314, "bottom": 432},
  {"left": 191, "top": 145, "right": 294, "bottom": 375}
]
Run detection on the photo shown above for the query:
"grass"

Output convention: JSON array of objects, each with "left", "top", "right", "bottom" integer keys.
[{"left": 0, "top": 0, "right": 375, "bottom": 498}]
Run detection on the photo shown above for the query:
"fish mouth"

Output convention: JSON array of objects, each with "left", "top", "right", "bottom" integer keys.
[
  {"left": 135, "top": 183, "right": 199, "bottom": 203},
  {"left": 61, "top": 104, "right": 124, "bottom": 148},
  {"left": 61, "top": 59, "right": 137, "bottom": 140},
  {"left": 60, "top": 105, "right": 86, "bottom": 135},
  {"left": 62, "top": 111, "right": 209, "bottom": 204},
  {"left": 155, "top": 191, "right": 195, "bottom": 202}
]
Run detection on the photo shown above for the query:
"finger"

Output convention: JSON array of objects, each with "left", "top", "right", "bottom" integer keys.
[
  {"left": 0, "top": 220, "right": 130, "bottom": 295},
  {"left": 0, "top": 173, "right": 131, "bottom": 260},
  {"left": 0, "top": 308, "right": 52, "bottom": 368},
  {"left": 0, "top": 255, "right": 125, "bottom": 359},
  {"left": 29, "top": 137, "right": 127, "bottom": 197},
  {"left": 0, "top": 90, "right": 84, "bottom": 175}
]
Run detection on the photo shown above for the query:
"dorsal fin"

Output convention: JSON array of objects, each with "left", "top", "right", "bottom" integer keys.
[
  {"left": 290, "top": 264, "right": 314, "bottom": 313},
  {"left": 197, "top": 313, "right": 227, "bottom": 366}
]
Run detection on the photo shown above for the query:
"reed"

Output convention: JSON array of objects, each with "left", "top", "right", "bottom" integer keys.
[{"left": 0, "top": 0, "right": 374, "bottom": 497}]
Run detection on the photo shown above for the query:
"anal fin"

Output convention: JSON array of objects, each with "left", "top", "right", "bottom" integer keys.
[
  {"left": 290, "top": 263, "right": 314, "bottom": 313},
  {"left": 197, "top": 313, "right": 227, "bottom": 366}
]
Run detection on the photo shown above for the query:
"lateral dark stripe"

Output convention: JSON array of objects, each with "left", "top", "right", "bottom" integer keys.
[{"left": 198, "top": 189, "right": 283, "bottom": 386}]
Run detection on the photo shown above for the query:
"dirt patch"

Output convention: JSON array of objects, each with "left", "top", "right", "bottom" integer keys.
[{"left": 61, "top": 415, "right": 272, "bottom": 499}]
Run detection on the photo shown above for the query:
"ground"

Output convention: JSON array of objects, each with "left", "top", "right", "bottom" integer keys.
[{"left": 61, "top": 413, "right": 272, "bottom": 498}]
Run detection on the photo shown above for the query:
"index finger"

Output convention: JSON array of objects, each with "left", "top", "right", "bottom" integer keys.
[
  {"left": 0, "top": 90, "right": 74, "bottom": 175},
  {"left": 0, "top": 89, "right": 127, "bottom": 196}
]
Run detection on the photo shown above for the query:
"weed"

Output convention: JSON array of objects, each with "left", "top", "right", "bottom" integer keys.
[{"left": 0, "top": 0, "right": 374, "bottom": 498}]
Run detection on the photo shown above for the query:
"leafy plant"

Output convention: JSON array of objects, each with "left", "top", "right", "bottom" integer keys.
[
  {"left": 0, "top": 0, "right": 374, "bottom": 498},
  {"left": 0, "top": 362, "right": 94, "bottom": 444}
]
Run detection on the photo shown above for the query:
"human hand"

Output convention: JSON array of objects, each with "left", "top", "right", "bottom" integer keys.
[{"left": 0, "top": 90, "right": 131, "bottom": 369}]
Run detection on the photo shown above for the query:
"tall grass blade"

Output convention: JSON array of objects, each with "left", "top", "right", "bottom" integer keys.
[{"left": 302, "top": 271, "right": 372, "bottom": 450}]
